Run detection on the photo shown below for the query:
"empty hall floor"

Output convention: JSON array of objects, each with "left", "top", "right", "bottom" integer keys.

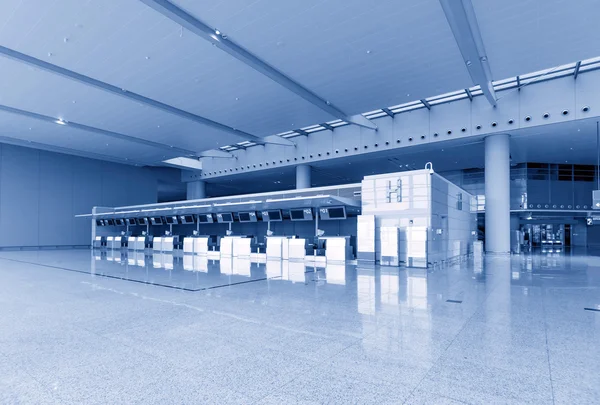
[{"left": 0, "top": 249, "right": 598, "bottom": 404}]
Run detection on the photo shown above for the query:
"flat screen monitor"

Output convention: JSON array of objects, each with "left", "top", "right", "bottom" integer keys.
[
  {"left": 127, "top": 218, "right": 137, "bottom": 226},
  {"left": 137, "top": 217, "right": 148, "bottom": 226},
  {"left": 289, "top": 208, "right": 313, "bottom": 221},
  {"left": 96, "top": 219, "right": 104, "bottom": 226},
  {"left": 197, "top": 214, "right": 214, "bottom": 224},
  {"left": 165, "top": 216, "right": 179, "bottom": 225},
  {"left": 106, "top": 219, "right": 115, "bottom": 226},
  {"left": 179, "top": 215, "right": 195, "bottom": 224},
  {"left": 261, "top": 210, "right": 282, "bottom": 222},
  {"left": 114, "top": 219, "right": 125, "bottom": 226},
  {"left": 150, "top": 217, "right": 163, "bottom": 226},
  {"left": 238, "top": 212, "right": 257, "bottom": 223},
  {"left": 319, "top": 206, "right": 347, "bottom": 220},
  {"left": 217, "top": 213, "right": 233, "bottom": 223}
]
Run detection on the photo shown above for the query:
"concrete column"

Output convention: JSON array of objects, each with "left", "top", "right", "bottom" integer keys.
[
  {"left": 485, "top": 134, "right": 511, "bottom": 254},
  {"left": 296, "top": 165, "right": 311, "bottom": 189},
  {"left": 187, "top": 180, "right": 206, "bottom": 200}
]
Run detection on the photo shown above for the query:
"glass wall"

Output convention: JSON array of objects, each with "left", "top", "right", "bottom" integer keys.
[{"left": 440, "top": 163, "right": 597, "bottom": 212}]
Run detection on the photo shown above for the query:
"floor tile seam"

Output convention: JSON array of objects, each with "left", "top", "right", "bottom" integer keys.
[
  {"left": 249, "top": 324, "right": 391, "bottom": 405},
  {"left": 0, "top": 256, "right": 202, "bottom": 291},
  {"left": 541, "top": 287, "right": 557, "bottom": 405},
  {"left": 401, "top": 280, "right": 505, "bottom": 404}
]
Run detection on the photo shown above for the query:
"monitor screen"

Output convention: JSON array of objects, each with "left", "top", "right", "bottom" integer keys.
[
  {"left": 290, "top": 210, "right": 303, "bottom": 220},
  {"left": 151, "top": 217, "right": 163, "bottom": 225},
  {"left": 127, "top": 218, "right": 137, "bottom": 226},
  {"left": 238, "top": 212, "right": 251, "bottom": 222},
  {"left": 107, "top": 219, "right": 115, "bottom": 226},
  {"left": 180, "top": 215, "right": 195, "bottom": 224},
  {"left": 262, "top": 210, "right": 282, "bottom": 222},
  {"left": 115, "top": 219, "right": 125, "bottom": 226},
  {"left": 137, "top": 217, "right": 148, "bottom": 226},
  {"left": 218, "top": 213, "right": 233, "bottom": 223},
  {"left": 165, "top": 216, "right": 178, "bottom": 225},
  {"left": 328, "top": 207, "right": 346, "bottom": 219},
  {"left": 268, "top": 210, "right": 282, "bottom": 221},
  {"left": 96, "top": 219, "right": 104, "bottom": 226},
  {"left": 198, "top": 214, "right": 209, "bottom": 223}
]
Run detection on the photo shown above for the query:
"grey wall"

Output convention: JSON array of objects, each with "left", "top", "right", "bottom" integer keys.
[{"left": 0, "top": 143, "right": 160, "bottom": 248}]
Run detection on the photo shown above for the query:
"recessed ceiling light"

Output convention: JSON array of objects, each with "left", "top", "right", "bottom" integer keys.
[
  {"left": 55, "top": 118, "right": 66, "bottom": 125},
  {"left": 215, "top": 29, "right": 221, "bottom": 35}
]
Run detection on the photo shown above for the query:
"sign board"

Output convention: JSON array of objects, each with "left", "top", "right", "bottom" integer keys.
[{"left": 586, "top": 216, "right": 600, "bottom": 225}]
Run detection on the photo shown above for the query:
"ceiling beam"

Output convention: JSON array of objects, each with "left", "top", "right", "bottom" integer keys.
[
  {"left": 321, "top": 122, "right": 335, "bottom": 131},
  {"left": 138, "top": 0, "right": 377, "bottom": 131},
  {"left": 439, "top": 0, "right": 497, "bottom": 107},
  {"left": 0, "top": 103, "right": 195, "bottom": 157},
  {"left": 464, "top": 88, "right": 473, "bottom": 101},
  {"left": 0, "top": 45, "right": 289, "bottom": 146},
  {"left": 381, "top": 108, "right": 395, "bottom": 118},
  {"left": 574, "top": 61, "right": 582, "bottom": 80},
  {"left": 0, "top": 134, "right": 150, "bottom": 166},
  {"left": 421, "top": 99, "right": 432, "bottom": 110}
]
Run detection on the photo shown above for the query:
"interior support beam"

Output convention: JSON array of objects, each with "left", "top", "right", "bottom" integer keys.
[
  {"left": 139, "top": 0, "right": 377, "bottom": 131},
  {"left": 0, "top": 45, "right": 275, "bottom": 145},
  {"left": 199, "top": 150, "right": 235, "bottom": 159},
  {"left": 439, "top": 0, "right": 497, "bottom": 107},
  {"left": 0, "top": 103, "right": 196, "bottom": 157}
]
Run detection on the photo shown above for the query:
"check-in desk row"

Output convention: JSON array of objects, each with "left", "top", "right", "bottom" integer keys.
[
  {"left": 94, "top": 235, "right": 179, "bottom": 252},
  {"left": 267, "top": 236, "right": 353, "bottom": 264}
]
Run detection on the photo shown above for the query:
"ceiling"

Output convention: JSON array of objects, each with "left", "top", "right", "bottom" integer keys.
[{"left": 0, "top": 0, "right": 598, "bottom": 166}]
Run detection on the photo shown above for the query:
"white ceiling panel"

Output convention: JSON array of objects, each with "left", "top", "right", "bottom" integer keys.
[
  {"left": 472, "top": 0, "right": 600, "bottom": 79},
  {"left": 0, "top": 0, "right": 333, "bottom": 135},
  {"left": 172, "top": 0, "right": 473, "bottom": 114},
  {"left": 0, "top": 110, "right": 172, "bottom": 164},
  {"left": 0, "top": 57, "right": 245, "bottom": 152}
]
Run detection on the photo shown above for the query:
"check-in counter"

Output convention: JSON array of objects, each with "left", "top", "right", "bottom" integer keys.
[
  {"left": 107, "top": 236, "right": 124, "bottom": 250},
  {"left": 193, "top": 237, "right": 210, "bottom": 255},
  {"left": 319, "top": 236, "right": 353, "bottom": 263},
  {"left": 162, "top": 236, "right": 178, "bottom": 253},
  {"left": 153, "top": 237, "right": 163, "bottom": 252},
  {"left": 220, "top": 236, "right": 241, "bottom": 257},
  {"left": 134, "top": 236, "right": 147, "bottom": 251},
  {"left": 288, "top": 238, "right": 307, "bottom": 261},
  {"left": 183, "top": 237, "right": 195, "bottom": 254},
  {"left": 127, "top": 236, "right": 137, "bottom": 250},
  {"left": 233, "top": 237, "right": 252, "bottom": 258},
  {"left": 266, "top": 236, "right": 288, "bottom": 260},
  {"left": 93, "top": 236, "right": 105, "bottom": 249}
]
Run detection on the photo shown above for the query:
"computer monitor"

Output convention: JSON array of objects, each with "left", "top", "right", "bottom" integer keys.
[
  {"left": 319, "top": 206, "right": 347, "bottom": 220},
  {"left": 127, "top": 218, "right": 137, "bottom": 226},
  {"left": 289, "top": 208, "right": 313, "bottom": 221},
  {"left": 96, "top": 219, "right": 104, "bottom": 226},
  {"left": 114, "top": 218, "right": 125, "bottom": 226},
  {"left": 217, "top": 213, "right": 234, "bottom": 223},
  {"left": 106, "top": 219, "right": 115, "bottom": 226},
  {"left": 238, "top": 212, "right": 257, "bottom": 222},
  {"left": 261, "top": 210, "right": 282, "bottom": 222},
  {"left": 197, "top": 214, "right": 214, "bottom": 224},
  {"left": 165, "top": 216, "right": 179, "bottom": 225},
  {"left": 150, "top": 217, "right": 163, "bottom": 226},
  {"left": 137, "top": 217, "right": 148, "bottom": 226},
  {"left": 179, "top": 215, "right": 195, "bottom": 224}
]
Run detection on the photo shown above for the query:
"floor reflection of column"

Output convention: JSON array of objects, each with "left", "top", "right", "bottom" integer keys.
[{"left": 357, "top": 267, "right": 376, "bottom": 315}]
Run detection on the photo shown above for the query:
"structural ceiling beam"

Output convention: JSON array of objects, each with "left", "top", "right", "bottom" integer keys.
[
  {"left": 439, "top": 0, "right": 497, "bottom": 107},
  {"left": 139, "top": 0, "right": 377, "bottom": 130}
]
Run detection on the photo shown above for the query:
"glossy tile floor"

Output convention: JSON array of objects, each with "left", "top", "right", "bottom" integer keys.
[{"left": 0, "top": 249, "right": 599, "bottom": 404}]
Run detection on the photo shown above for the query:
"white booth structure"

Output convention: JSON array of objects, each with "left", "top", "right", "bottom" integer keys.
[{"left": 358, "top": 169, "right": 477, "bottom": 268}]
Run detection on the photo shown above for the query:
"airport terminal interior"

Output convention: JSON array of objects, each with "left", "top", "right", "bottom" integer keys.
[{"left": 1, "top": 0, "right": 599, "bottom": 404}]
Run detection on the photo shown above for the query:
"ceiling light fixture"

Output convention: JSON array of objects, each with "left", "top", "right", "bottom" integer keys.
[
  {"left": 55, "top": 118, "right": 67, "bottom": 125},
  {"left": 215, "top": 29, "right": 221, "bottom": 35}
]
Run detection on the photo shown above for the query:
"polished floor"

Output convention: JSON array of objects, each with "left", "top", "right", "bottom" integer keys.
[{"left": 0, "top": 249, "right": 599, "bottom": 404}]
